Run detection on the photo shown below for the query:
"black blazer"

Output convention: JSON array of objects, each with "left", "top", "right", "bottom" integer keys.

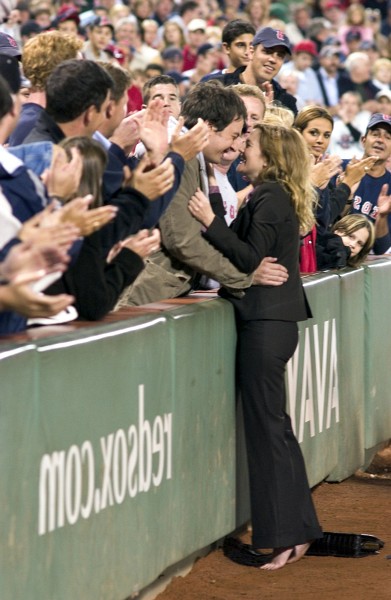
[{"left": 204, "top": 181, "right": 311, "bottom": 322}]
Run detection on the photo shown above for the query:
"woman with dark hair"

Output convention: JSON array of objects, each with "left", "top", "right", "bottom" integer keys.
[
  {"left": 47, "top": 136, "right": 161, "bottom": 320},
  {"left": 294, "top": 106, "right": 377, "bottom": 234},
  {"left": 188, "top": 123, "right": 322, "bottom": 570},
  {"left": 61, "top": 136, "right": 107, "bottom": 208},
  {"left": 294, "top": 105, "right": 377, "bottom": 271}
]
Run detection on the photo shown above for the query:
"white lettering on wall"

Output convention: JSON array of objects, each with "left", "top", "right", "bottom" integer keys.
[
  {"left": 286, "top": 318, "right": 340, "bottom": 443},
  {"left": 38, "top": 385, "right": 173, "bottom": 535}
]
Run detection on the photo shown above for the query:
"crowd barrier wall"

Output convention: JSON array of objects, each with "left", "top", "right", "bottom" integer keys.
[{"left": 1, "top": 260, "right": 391, "bottom": 600}]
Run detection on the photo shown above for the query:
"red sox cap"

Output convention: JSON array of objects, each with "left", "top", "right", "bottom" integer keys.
[
  {"left": 0, "top": 33, "right": 21, "bottom": 59},
  {"left": 252, "top": 27, "right": 292, "bottom": 54},
  {"left": 366, "top": 113, "right": 391, "bottom": 134}
]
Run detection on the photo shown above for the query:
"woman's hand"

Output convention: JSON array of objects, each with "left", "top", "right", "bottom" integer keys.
[
  {"left": 59, "top": 196, "right": 118, "bottom": 236},
  {"left": 310, "top": 155, "right": 341, "bottom": 189},
  {"left": 188, "top": 188, "right": 215, "bottom": 227},
  {"left": 107, "top": 228, "right": 161, "bottom": 262},
  {"left": 19, "top": 205, "right": 80, "bottom": 250}
]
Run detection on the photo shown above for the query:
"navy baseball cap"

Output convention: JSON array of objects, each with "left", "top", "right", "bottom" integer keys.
[
  {"left": 252, "top": 27, "right": 292, "bottom": 54},
  {"left": 90, "top": 15, "right": 114, "bottom": 34},
  {"left": 0, "top": 33, "right": 21, "bottom": 59},
  {"left": 197, "top": 43, "right": 214, "bottom": 57},
  {"left": 365, "top": 113, "right": 391, "bottom": 133},
  {"left": 20, "top": 20, "right": 43, "bottom": 37},
  {"left": 161, "top": 47, "right": 183, "bottom": 61}
]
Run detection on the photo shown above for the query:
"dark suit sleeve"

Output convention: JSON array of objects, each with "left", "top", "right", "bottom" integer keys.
[
  {"left": 100, "top": 186, "right": 150, "bottom": 255},
  {"left": 204, "top": 189, "right": 285, "bottom": 272},
  {"left": 46, "top": 231, "right": 144, "bottom": 320},
  {"left": 328, "top": 182, "right": 351, "bottom": 225}
]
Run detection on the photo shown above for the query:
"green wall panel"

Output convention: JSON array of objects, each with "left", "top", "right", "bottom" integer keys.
[
  {"left": 328, "top": 268, "right": 365, "bottom": 481},
  {"left": 0, "top": 343, "right": 39, "bottom": 600},
  {"left": 363, "top": 260, "right": 391, "bottom": 450},
  {"left": 1, "top": 305, "right": 237, "bottom": 600}
]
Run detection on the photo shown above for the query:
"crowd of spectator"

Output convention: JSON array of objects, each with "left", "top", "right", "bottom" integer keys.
[{"left": 0, "top": 0, "right": 390, "bottom": 336}]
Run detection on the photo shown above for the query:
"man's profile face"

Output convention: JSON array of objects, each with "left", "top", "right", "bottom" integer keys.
[
  {"left": 106, "top": 90, "right": 128, "bottom": 134},
  {"left": 89, "top": 91, "right": 112, "bottom": 134},
  {"left": 203, "top": 117, "right": 244, "bottom": 164},
  {"left": 251, "top": 44, "right": 287, "bottom": 83}
]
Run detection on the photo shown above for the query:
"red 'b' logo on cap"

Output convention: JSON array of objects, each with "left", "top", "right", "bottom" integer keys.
[
  {"left": 6, "top": 35, "right": 18, "bottom": 48},
  {"left": 276, "top": 30, "right": 285, "bottom": 41},
  {"left": 383, "top": 114, "right": 391, "bottom": 121}
]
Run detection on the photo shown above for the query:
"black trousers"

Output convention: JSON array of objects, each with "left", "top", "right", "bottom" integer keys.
[{"left": 237, "top": 319, "right": 322, "bottom": 549}]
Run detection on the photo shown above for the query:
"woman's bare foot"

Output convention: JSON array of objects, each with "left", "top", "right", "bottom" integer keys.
[
  {"left": 260, "top": 547, "right": 294, "bottom": 571},
  {"left": 287, "top": 542, "right": 311, "bottom": 564},
  {"left": 260, "top": 542, "right": 311, "bottom": 571}
]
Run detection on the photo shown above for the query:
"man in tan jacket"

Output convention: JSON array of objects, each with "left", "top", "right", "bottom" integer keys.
[{"left": 119, "top": 82, "right": 288, "bottom": 306}]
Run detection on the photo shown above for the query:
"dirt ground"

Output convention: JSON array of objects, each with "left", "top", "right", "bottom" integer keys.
[{"left": 156, "top": 445, "right": 391, "bottom": 600}]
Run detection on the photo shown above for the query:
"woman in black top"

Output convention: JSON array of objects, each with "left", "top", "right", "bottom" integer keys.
[{"left": 189, "top": 123, "right": 322, "bottom": 570}]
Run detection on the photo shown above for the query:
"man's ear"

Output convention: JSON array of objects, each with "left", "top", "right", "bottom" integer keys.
[
  {"left": 105, "top": 99, "right": 114, "bottom": 120},
  {"left": 83, "top": 104, "right": 96, "bottom": 126}
]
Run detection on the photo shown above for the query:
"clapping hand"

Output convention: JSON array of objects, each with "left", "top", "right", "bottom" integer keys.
[
  {"left": 107, "top": 228, "right": 161, "bottom": 262},
  {"left": 43, "top": 146, "right": 83, "bottom": 201},
  {"left": 124, "top": 156, "right": 175, "bottom": 200},
  {"left": 170, "top": 117, "right": 210, "bottom": 161}
]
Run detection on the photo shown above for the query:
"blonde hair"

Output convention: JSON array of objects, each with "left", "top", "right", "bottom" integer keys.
[
  {"left": 332, "top": 214, "right": 375, "bottom": 267},
  {"left": 265, "top": 104, "right": 294, "bottom": 128},
  {"left": 372, "top": 57, "right": 391, "bottom": 78},
  {"left": 253, "top": 123, "right": 316, "bottom": 234},
  {"left": 231, "top": 83, "right": 266, "bottom": 109},
  {"left": 22, "top": 31, "right": 83, "bottom": 90}
]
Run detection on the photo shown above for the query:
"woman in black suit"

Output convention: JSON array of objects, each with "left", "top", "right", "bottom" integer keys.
[{"left": 189, "top": 123, "right": 322, "bottom": 570}]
